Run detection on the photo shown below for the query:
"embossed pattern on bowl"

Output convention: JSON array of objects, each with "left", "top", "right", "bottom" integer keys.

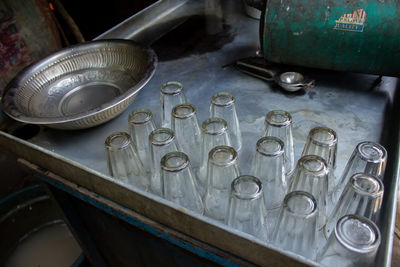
[{"left": 1, "top": 39, "right": 157, "bottom": 129}]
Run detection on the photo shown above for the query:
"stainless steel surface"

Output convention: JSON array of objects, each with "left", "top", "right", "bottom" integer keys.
[
  {"left": 1, "top": 40, "right": 157, "bottom": 129},
  {"left": 95, "top": 0, "right": 196, "bottom": 45},
  {"left": 0, "top": 0, "right": 398, "bottom": 266}
]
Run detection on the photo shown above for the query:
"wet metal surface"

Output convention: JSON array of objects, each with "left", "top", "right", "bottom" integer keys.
[{"left": 0, "top": 0, "right": 397, "bottom": 266}]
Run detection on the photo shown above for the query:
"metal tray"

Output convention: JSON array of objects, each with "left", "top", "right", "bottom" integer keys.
[{"left": 0, "top": 0, "right": 398, "bottom": 266}]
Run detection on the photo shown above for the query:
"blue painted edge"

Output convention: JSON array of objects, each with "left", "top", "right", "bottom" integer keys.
[
  {"left": 71, "top": 253, "right": 86, "bottom": 267},
  {"left": 36, "top": 174, "right": 249, "bottom": 267}
]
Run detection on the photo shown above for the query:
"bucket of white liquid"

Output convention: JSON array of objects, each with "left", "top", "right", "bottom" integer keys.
[{"left": 0, "top": 185, "right": 82, "bottom": 267}]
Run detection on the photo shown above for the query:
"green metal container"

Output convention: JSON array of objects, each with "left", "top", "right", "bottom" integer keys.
[{"left": 261, "top": 0, "right": 400, "bottom": 76}]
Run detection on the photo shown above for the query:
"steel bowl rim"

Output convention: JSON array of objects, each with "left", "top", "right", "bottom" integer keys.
[{"left": 1, "top": 39, "right": 157, "bottom": 126}]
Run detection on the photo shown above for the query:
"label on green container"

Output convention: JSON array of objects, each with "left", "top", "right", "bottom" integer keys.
[{"left": 334, "top": 9, "right": 366, "bottom": 32}]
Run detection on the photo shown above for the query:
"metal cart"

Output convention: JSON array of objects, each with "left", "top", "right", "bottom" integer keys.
[{"left": 0, "top": 1, "right": 398, "bottom": 266}]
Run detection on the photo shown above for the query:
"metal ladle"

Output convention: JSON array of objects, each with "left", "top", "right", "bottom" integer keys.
[
  {"left": 275, "top": 72, "right": 315, "bottom": 92},
  {"left": 234, "top": 58, "right": 315, "bottom": 92}
]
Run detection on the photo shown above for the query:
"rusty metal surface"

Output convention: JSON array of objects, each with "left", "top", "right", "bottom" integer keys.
[
  {"left": 0, "top": 0, "right": 62, "bottom": 92},
  {"left": 262, "top": 0, "right": 400, "bottom": 76}
]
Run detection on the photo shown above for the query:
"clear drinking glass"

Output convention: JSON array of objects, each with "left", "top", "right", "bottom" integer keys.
[
  {"left": 324, "top": 173, "right": 384, "bottom": 239},
  {"left": 161, "top": 151, "right": 204, "bottom": 214},
  {"left": 302, "top": 127, "right": 338, "bottom": 195},
  {"left": 204, "top": 145, "right": 240, "bottom": 222},
  {"left": 105, "top": 132, "right": 149, "bottom": 191},
  {"left": 226, "top": 175, "right": 268, "bottom": 242},
  {"left": 249, "top": 136, "right": 286, "bottom": 232},
  {"left": 128, "top": 109, "right": 156, "bottom": 173},
  {"left": 149, "top": 128, "right": 179, "bottom": 196},
  {"left": 333, "top": 141, "right": 387, "bottom": 202},
  {"left": 273, "top": 191, "right": 318, "bottom": 259},
  {"left": 161, "top": 81, "right": 187, "bottom": 128},
  {"left": 198, "top": 118, "right": 232, "bottom": 194},
  {"left": 171, "top": 104, "right": 202, "bottom": 170},
  {"left": 263, "top": 110, "right": 294, "bottom": 176},
  {"left": 318, "top": 215, "right": 381, "bottom": 267},
  {"left": 289, "top": 155, "right": 329, "bottom": 228},
  {"left": 210, "top": 92, "right": 242, "bottom": 151}
]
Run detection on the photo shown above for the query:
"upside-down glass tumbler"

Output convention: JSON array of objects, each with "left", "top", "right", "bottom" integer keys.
[
  {"left": 171, "top": 104, "right": 202, "bottom": 170},
  {"left": 318, "top": 215, "right": 381, "bottom": 267},
  {"left": 161, "top": 81, "right": 187, "bottom": 128},
  {"left": 250, "top": 136, "right": 286, "bottom": 232},
  {"left": 324, "top": 173, "right": 383, "bottom": 239},
  {"left": 105, "top": 132, "right": 149, "bottom": 191},
  {"left": 226, "top": 175, "right": 268, "bottom": 241},
  {"left": 263, "top": 110, "right": 294, "bottom": 176},
  {"left": 204, "top": 145, "right": 240, "bottom": 222},
  {"left": 210, "top": 92, "right": 242, "bottom": 151},
  {"left": 289, "top": 155, "right": 329, "bottom": 228},
  {"left": 128, "top": 109, "right": 156, "bottom": 173},
  {"left": 273, "top": 191, "right": 318, "bottom": 259},
  {"left": 333, "top": 141, "right": 387, "bottom": 202},
  {"left": 149, "top": 128, "right": 179, "bottom": 196},
  {"left": 302, "top": 127, "right": 338, "bottom": 195},
  {"left": 161, "top": 151, "right": 204, "bottom": 214},
  {"left": 198, "top": 118, "right": 232, "bottom": 194}
]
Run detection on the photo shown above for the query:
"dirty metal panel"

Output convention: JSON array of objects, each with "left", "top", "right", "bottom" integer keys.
[{"left": 263, "top": 0, "right": 400, "bottom": 76}]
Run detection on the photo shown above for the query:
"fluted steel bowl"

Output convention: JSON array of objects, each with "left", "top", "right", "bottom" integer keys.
[{"left": 1, "top": 40, "right": 157, "bottom": 130}]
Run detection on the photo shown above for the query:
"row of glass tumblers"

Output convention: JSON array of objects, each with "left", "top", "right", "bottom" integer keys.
[{"left": 104, "top": 81, "right": 387, "bottom": 266}]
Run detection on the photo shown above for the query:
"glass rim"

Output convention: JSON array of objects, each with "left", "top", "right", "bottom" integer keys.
[
  {"left": 349, "top": 173, "right": 384, "bottom": 198},
  {"left": 150, "top": 128, "right": 175, "bottom": 146},
  {"left": 172, "top": 104, "right": 196, "bottom": 119},
  {"left": 211, "top": 92, "right": 235, "bottom": 106},
  {"left": 231, "top": 175, "right": 263, "bottom": 200},
  {"left": 283, "top": 191, "right": 318, "bottom": 218},
  {"left": 265, "top": 110, "right": 292, "bottom": 127},
  {"left": 208, "top": 145, "right": 238, "bottom": 167},
  {"left": 202, "top": 118, "right": 228, "bottom": 135},
  {"left": 105, "top": 132, "right": 132, "bottom": 150},
  {"left": 297, "top": 155, "right": 328, "bottom": 177},
  {"left": 335, "top": 214, "right": 381, "bottom": 254},
  {"left": 128, "top": 108, "right": 153, "bottom": 125},
  {"left": 308, "top": 127, "right": 338, "bottom": 147},
  {"left": 356, "top": 141, "right": 387, "bottom": 163},
  {"left": 161, "top": 151, "right": 189, "bottom": 172},
  {"left": 161, "top": 81, "right": 184, "bottom": 95},
  {"left": 256, "top": 136, "right": 285, "bottom": 157}
]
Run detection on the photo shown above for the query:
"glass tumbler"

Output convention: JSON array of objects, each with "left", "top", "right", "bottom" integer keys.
[
  {"left": 250, "top": 136, "right": 286, "bottom": 232},
  {"left": 324, "top": 173, "right": 384, "bottom": 239},
  {"left": 273, "top": 191, "right": 318, "bottom": 259},
  {"left": 226, "top": 175, "right": 268, "bottom": 242},
  {"left": 105, "top": 132, "right": 149, "bottom": 191},
  {"left": 161, "top": 81, "right": 187, "bottom": 128},
  {"left": 318, "top": 215, "right": 381, "bottom": 267},
  {"left": 302, "top": 127, "right": 338, "bottom": 195},
  {"left": 171, "top": 104, "right": 202, "bottom": 170},
  {"left": 198, "top": 118, "right": 232, "bottom": 193},
  {"left": 210, "top": 92, "right": 242, "bottom": 151},
  {"left": 128, "top": 108, "right": 156, "bottom": 173},
  {"left": 149, "top": 128, "right": 179, "bottom": 196},
  {"left": 289, "top": 155, "right": 329, "bottom": 228},
  {"left": 333, "top": 141, "right": 387, "bottom": 202},
  {"left": 263, "top": 110, "right": 294, "bottom": 176},
  {"left": 161, "top": 151, "right": 204, "bottom": 214},
  {"left": 204, "top": 145, "right": 240, "bottom": 222}
]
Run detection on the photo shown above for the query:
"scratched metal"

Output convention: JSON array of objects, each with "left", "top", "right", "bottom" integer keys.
[{"left": 2, "top": 0, "right": 397, "bottom": 265}]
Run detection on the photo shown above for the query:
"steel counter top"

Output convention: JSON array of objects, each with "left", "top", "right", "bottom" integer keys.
[{"left": 0, "top": 1, "right": 398, "bottom": 266}]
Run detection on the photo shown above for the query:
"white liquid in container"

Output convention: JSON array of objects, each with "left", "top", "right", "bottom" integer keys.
[{"left": 5, "top": 223, "right": 82, "bottom": 267}]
